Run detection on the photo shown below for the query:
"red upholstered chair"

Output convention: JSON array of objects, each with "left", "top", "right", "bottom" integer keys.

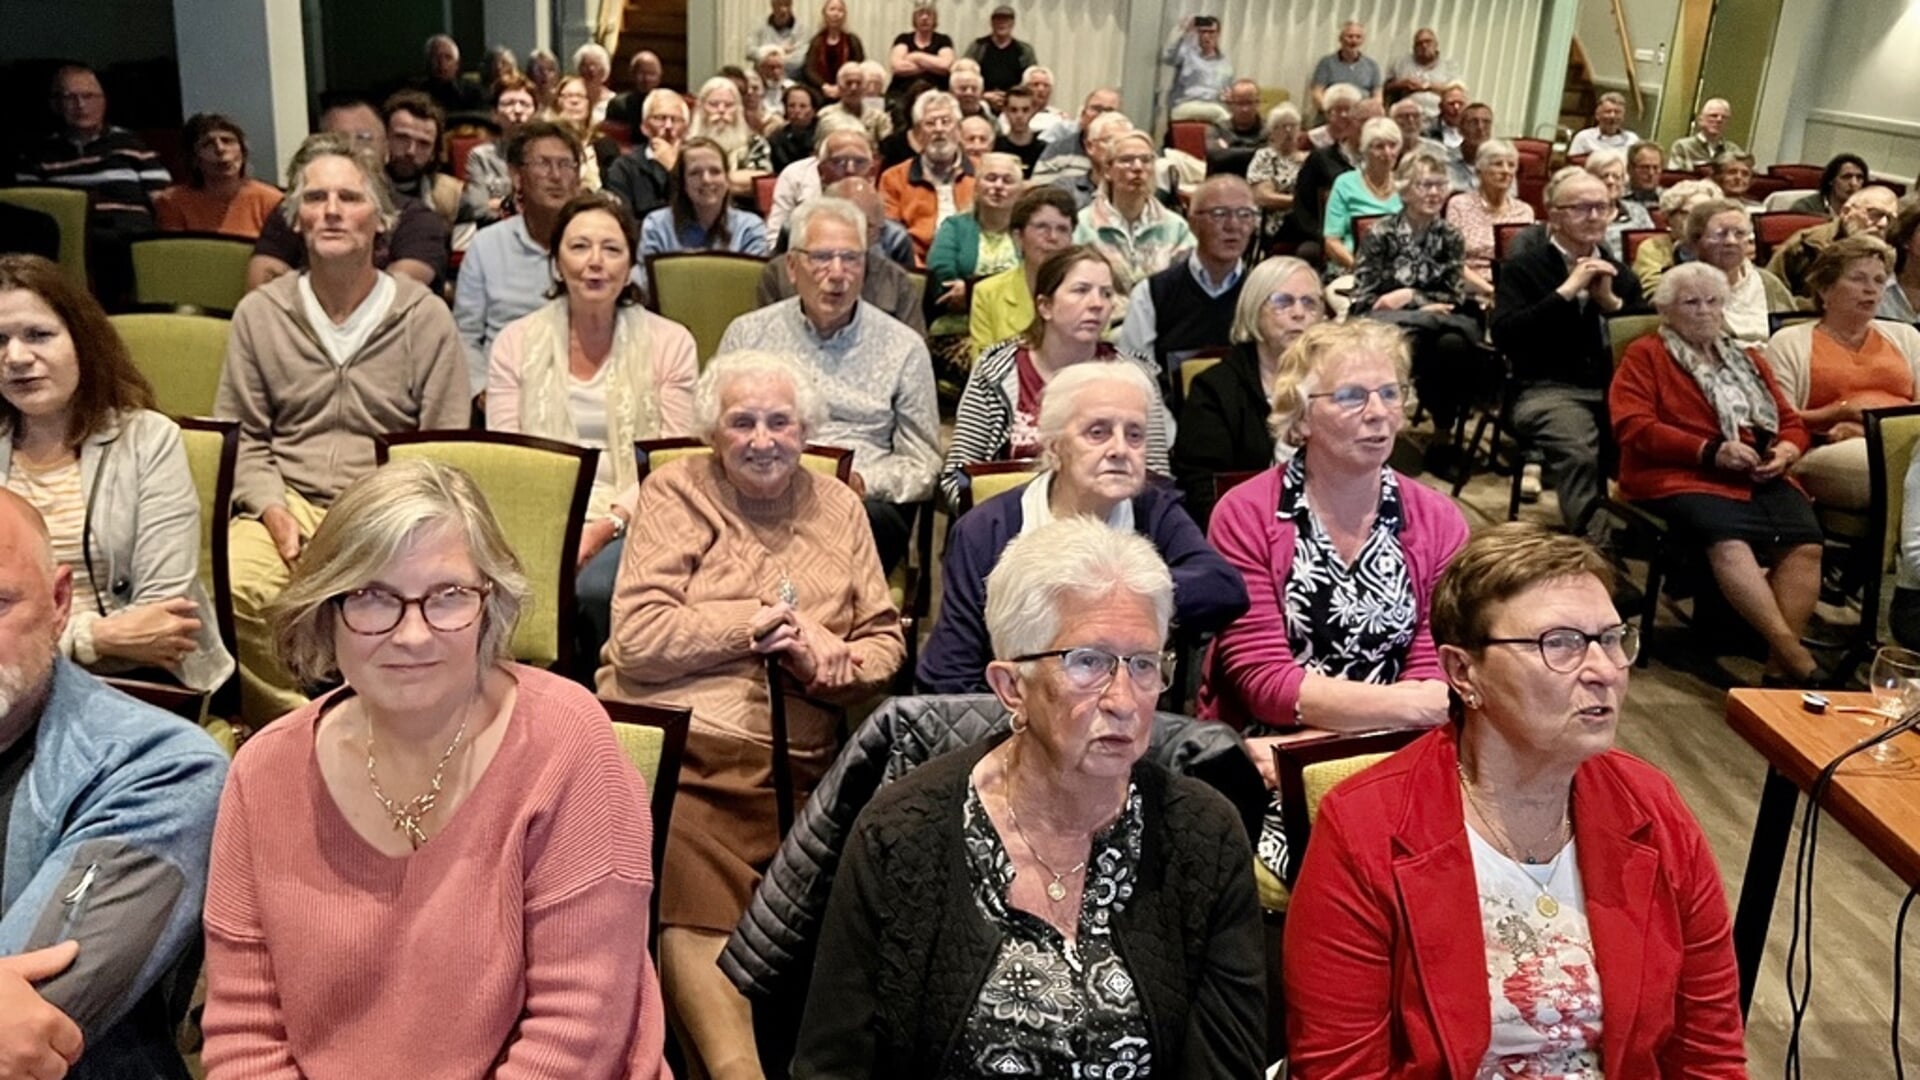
[
  {"left": 1766, "top": 163, "right": 1825, "bottom": 190},
  {"left": 1169, "top": 120, "right": 1210, "bottom": 161},
  {"left": 1753, "top": 211, "right": 1827, "bottom": 266}
]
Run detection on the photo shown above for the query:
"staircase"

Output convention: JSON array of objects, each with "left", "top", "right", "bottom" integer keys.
[
  {"left": 1560, "top": 37, "right": 1600, "bottom": 136},
  {"left": 613, "top": 0, "right": 689, "bottom": 94}
]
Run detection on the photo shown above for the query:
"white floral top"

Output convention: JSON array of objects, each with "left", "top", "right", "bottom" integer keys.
[
  {"left": 1469, "top": 829, "right": 1603, "bottom": 1078},
  {"left": 952, "top": 781, "right": 1151, "bottom": 1078}
]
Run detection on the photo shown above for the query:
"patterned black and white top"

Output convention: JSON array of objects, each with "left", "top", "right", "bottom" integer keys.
[
  {"left": 950, "top": 781, "right": 1153, "bottom": 1078},
  {"left": 1349, "top": 210, "right": 1469, "bottom": 312},
  {"left": 1250, "top": 452, "right": 1418, "bottom": 878}
]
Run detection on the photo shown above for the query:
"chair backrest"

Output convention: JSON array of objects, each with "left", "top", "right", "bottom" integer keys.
[
  {"left": 645, "top": 252, "right": 771, "bottom": 366},
  {"left": 1213, "top": 469, "right": 1261, "bottom": 503},
  {"left": 448, "top": 134, "right": 484, "bottom": 181},
  {"left": 1492, "top": 221, "right": 1533, "bottom": 263},
  {"left": 1766, "top": 163, "right": 1826, "bottom": 190},
  {"left": 633, "top": 436, "right": 855, "bottom": 486},
  {"left": 958, "top": 459, "right": 1042, "bottom": 515},
  {"left": 1768, "top": 310, "right": 1817, "bottom": 338},
  {"left": 1753, "top": 211, "right": 1825, "bottom": 265},
  {"left": 1273, "top": 727, "right": 1426, "bottom": 884},
  {"left": 601, "top": 695, "right": 691, "bottom": 940},
  {"left": 1621, "top": 227, "right": 1663, "bottom": 263},
  {"left": 1659, "top": 169, "right": 1700, "bottom": 190},
  {"left": 376, "top": 431, "right": 596, "bottom": 671},
  {"left": 104, "top": 676, "right": 207, "bottom": 723},
  {"left": 1168, "top": 120, "right": 1210, "bottom": 161},
  {"left": 0, "top": 187, "right": 88, "bottom": 288},
  {"left": 175, "top": 418, "right": 238, "bottom": 664},
  {"left": 1605, "top": 312, "right": 1663, "bottom": 368},
  {"left": 1746, "top": 174, "right": 1788, "bottom": 201},
  {"left": 109, "top": 313, "right": 231, "bottom": 419},
  {"left": 1864, "top": 406, "right": 1920, "bottom": 640},
  {"left": 1352, "top": 214, "right": 1384, "bottom": 245},
  {"left": 1763, "top": 188, "right": 1818, "bottom": 213},
  {"left": 754, "top": 173, "right": 777, "bottom": 218},
  {"left": 1171, "top": 350, "right": 1228, "bottom": 415},
  {"left": 128, "top": 233, "right": 253, "bottom": 315}
]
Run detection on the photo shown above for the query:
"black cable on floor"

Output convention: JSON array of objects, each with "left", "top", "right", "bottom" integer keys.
[{"left": 1895, "top": 881, "right": 1919, "bottom": 1080}]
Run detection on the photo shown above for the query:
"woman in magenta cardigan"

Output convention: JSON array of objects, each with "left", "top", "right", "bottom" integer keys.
[
  {"left": 1196, "top": 318, "right": 1467, "bottom": 880},
  {"left": 1613, "top": 261, "right": 1822, "bottom": 684},
  {"left": 1285, "top": 523, "right": 1746, "bottom": 1077}
]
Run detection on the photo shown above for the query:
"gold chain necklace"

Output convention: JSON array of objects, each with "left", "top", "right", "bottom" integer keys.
[
  {"left": 366, "top": 711, "right": 470, "bottom": 850},
  {"left": 1458, "top": 761, "right": 1571, "bottom": 918},
  {"left": 1003, "top": 775, "right": 1089, "bottom": 903}
]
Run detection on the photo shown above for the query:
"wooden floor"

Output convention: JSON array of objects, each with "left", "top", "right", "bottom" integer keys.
[{"left": 1445, "top": 465, "right": 1920, "bottom": 1074}]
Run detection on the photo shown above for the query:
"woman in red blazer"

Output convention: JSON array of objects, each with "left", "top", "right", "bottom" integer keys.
[
  {"left": 1284, "top": 522, "right": 1746, "bottom": 1078},
  {"left": 1611, "top": 260, "right": 1823, "bottom": 684}
]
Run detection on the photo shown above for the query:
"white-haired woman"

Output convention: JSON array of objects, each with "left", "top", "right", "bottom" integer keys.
[
  {"left": 940, "top": 246, "right": 1172, "bottom": 511},
  {"left": 1614, "top": 260, "right": 1822, "bottom": 682},
  {"left": 1199, "top": 319, "right": 1469, "bottom": 881},
  {"left": 1322, "top": 116, "right": 1405, "bottom": 269},
  {"left": 525, "top": 48, "right": 561, "bottom": 111},
  {"left": 1633, "top": 177, "right": 1723, "bottom": 293},
  {"left": 598, "top": 349, "right": 905, "bottom": 1077},
  {"left": 920, "top": 361, "right": 1247, "bottom": 693},
  {"left": 1074, "top": 130, "right": 1195, "bottom": 313},
  {"left": 925, "top": 150, "right": 1022, "bottom": 331},
  {"left": 1248, "top": 101, "right": 1307, "bottom": 250},
  {"left": 571, "top": 42, "right": 615, "bottom": 124},
  {"left": 1584, "top": 146, "right": 1656, "bottom": 262},
  {"left": 1444, "top": 137, "right": 1535, "bottom": 283},
  {"left": 1686, "top": 197, "right": 1795, "bottom": 345},
  {"left": 803, "top": 517, "right": 1264, "bottom": 1077},
  {"left": 1171, "top": 255, "right": 1327, "bottom": 527},
  {"left": 689, "top": 75, "right": 774, "bottom": 198},
  {"left": 203, "top": 459, "right": 668, "bottom": 1076}
]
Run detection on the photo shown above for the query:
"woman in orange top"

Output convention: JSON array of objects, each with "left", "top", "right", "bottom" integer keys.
[
  {"left": 152, "top": 113, "right": 283, "bottom": 239},
  {"left": 1613, "top": 262, "right": 1822, "bottom": 683},
  {"left": 1765, "top": 234, "right": 1920, "bottom": 509}
]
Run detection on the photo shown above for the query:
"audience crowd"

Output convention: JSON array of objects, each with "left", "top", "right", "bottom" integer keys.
[{"left": 18, "top": 3, "right": 1920, "bottom": 1075}]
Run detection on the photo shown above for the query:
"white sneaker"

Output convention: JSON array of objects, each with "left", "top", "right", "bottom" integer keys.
[{"left": 1520, "top": 463, "right": 1543, "bottom": 502}]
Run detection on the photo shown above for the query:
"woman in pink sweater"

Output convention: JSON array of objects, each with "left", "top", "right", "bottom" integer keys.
[
  {"left": 201, "top": 459, "right": 667, "bottom": 1079},
  {"left": 1195, "top": 319, "right": 1469, "bottom": 883}
]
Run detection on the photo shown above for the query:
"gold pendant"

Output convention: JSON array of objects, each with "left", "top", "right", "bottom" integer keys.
[
  {"left": 1046, "top": 879, "right": 1068, "bottom": 902},
  {"left": 1535, "top": 894, "right": 1559, "bottom": 919}
]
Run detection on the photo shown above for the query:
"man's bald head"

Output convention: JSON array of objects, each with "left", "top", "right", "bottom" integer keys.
[
  {"left": 0, "top": 491, "right": 54, "bottom": 579},
  {"left": 825, "top": 176, "right": 884, "bottom": 247},
  {"left": 0, "top": 490, "right": 68, "bottom": 733}
]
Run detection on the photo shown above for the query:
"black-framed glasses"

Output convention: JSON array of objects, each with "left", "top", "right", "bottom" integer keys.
[
  {"left": 1012, "top": 647, "right": 1174, "bottom": 694},
  {"left": 1196, "top": 207, "right": 1259, "bottom": 223},
  {"left": 1308, "top": 381, "right": 1409, "bottom": 412},
  {"left": 794, "top": 247, "right": 863, "bottom": 270},
  {"left": 1482, "top": 623, "right": 1639, "bottom": 673},
  {"left": 335, "top": 584, "right": 491, "bottom": 635}
]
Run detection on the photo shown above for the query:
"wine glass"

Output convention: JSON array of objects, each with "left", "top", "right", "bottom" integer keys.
[{"left": 1864, "top": 646, "right": 1920, "bottom": 761}]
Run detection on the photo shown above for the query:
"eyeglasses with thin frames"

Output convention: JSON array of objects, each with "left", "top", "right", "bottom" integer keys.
[
  {"left": 1481, "top": 623, "right": 1640, "bottom": 673},
  {"left": 1308, "top": 381, "right": 1409, "bottom": 412},
  {"left": 1012, "top": 647, "right": 1174, "bottom": 694},
  {"left": 794, "top": 248, "right": 864, "bottom": 271}
]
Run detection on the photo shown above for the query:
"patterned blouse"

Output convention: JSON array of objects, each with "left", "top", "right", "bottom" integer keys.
[
  {"left": 1249, "top": 453, "right": 1417, "bottom": 878},
  {"left": 1350, "top": 210, "right": 1469, "bottom": 312},
  {"left": 951, "top": 781, "right": 1153, "bottom": 1078},
  {"left": 1247, "top": 147, "right": 1304, "bottom": 242}
]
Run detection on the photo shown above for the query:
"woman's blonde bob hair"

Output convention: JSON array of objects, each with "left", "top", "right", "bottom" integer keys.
[
  {"left": 1230, "top": 256, "right": 1321, "bottom": 345},
  {"left": 267, "top": 458, "right": 531, "bottom": 685},
  {"left": 1266, "top": 319, "right": 1412, "bottom": 446}
]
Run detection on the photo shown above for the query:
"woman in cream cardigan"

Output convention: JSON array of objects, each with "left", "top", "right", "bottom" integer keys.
[{"left": 487, "top": 191, "right": 698, "bottom": 676}]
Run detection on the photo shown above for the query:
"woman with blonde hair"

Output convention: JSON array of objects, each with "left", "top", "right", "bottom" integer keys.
[
  {"left": 546, "top": 74, "right": 621, "bottom": 189},
  {"left": 203, "top": 457, "right": 668, "bottom": 1076}
]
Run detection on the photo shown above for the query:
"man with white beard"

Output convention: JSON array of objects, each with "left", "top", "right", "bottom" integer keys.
[
  {"left": 878, "top": 90, "right": 976, "bottom": 266},
  {"left": 0, "top": 491, "right": 226, "bottom": 1079}
]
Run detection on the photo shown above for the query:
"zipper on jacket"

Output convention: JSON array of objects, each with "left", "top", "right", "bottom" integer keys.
[{"left": 56, "top": 861, "right": 101, "bottom": 941}]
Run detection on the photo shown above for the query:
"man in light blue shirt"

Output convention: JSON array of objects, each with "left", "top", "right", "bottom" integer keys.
[
  {"left": 1164, "top": 15, "right": 1233, "bottom": 126},
  {"left": 1311, "top": 22, "right": 1384, "bottom": 118}
]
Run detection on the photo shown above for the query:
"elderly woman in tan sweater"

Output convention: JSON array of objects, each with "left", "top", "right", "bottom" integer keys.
[{"left": 598, "top": 348, "right": 903, "bottom": 1078}]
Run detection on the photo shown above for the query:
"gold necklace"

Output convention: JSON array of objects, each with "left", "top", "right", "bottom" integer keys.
[
  {"left": 1458, "top": 761, "right": 1571, "bottom": 918},
  {"left": 1003, "top": 774, "right": 1089, "bottom": 903},
  {"left": 366, "top": 710, "right": 470, "bottom": 850}
]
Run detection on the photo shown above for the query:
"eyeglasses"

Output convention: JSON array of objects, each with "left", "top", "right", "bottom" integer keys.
[
  {"left": 336, "top": 584, "right": 491, "bottom": 635},
  {"left": 1197, "top": 207, "right": 1260, "bottom": 223},
  {"left": 794, "top": 247, "right": 864, "bottom": 270},
  {"left": 1308, "top": 381, "right": 1408, "bottom": 412},
  {"left": 1112, "top": 153, "right": 1155, "bottom": 169},
  {"left": 524, "top": 156, "right": 581, "bottom": 175},
  {"left": 1482, "top": 623, "right": 1640, "bottom": 673},
  {"left": 1854, "top": 206, "right": 1896, "bottom": 225},
  {"left": 1013, "top": 646, "right": 1173, "bottom": 694},
  {"left": 821, "top": 154, "right": 873, "bottom": 172},
  {"left": 56, "top": 91, "right": 103, "bottom": 104},
  {"left": 1702, "top": 227, "right": 1752, "bottom": 243},
  {"left": 1265, "top": 292, "right": 1324, "bottom": 314},
  {"left": 1553, "top": 201, "right": 1614, "bottom": 218},
  {"left": 1410, "top": 178, "right": 1451, "bottom": 193}
]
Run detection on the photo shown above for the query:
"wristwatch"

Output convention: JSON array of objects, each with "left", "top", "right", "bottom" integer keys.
[{"left": 603, "top": 510, "right": 629, "bottom": 539}]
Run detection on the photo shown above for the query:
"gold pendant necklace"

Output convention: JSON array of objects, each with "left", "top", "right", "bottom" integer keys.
[
  {"left": 366, "top": 710, "right": 470, "bottom": 850},
  {"left": 1004, "top": 774, "right": 1091, "bottom": 903},
  {"left": 1458, "top": 761, "right": 1571, "bottom": 919}
]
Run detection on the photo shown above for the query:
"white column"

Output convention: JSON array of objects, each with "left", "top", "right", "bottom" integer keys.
[
  {"left": 1524, "top": 0, "right": 1581, "bottom": 139},
  {"left": 174, "top": 0, "right": 310, "bottom": 183},
  {"left": 484, "top": 0, "right": 551, "bottom": 56}
]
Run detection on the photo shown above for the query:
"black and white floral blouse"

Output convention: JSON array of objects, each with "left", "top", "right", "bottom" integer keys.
[
  {"left": 949, "top": 781, "right": 1153, "bottom": 1078},
  {"left": 1249, "top": 452, "right": 1418, "bottom": 878},
  {"left": 1349, "top": 210, "right": 1469, "bottom": 311}
]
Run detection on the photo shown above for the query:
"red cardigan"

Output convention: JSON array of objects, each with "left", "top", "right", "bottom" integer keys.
[
  {"left": 1283, "top": 726, "right": 1746, "bottom": 1079},
  {"left": 1611, "top": 333, "right": 1809, "bottom": 503}
]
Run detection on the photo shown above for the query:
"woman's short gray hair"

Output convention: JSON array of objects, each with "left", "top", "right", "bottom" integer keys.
[
  {"left": 1323, "top": 83, "right": 1364, "bottom": 111},
  {"left": 1651, "top": 260, "right": 1732, "bottom": 312},
  {"left": 1584, "top": 147, "right": 1629, "bottom": 175},
  {"left": 789, "top": 194, "right": 867, "bottom": 250},
  {"left": 1358, "top": 117, "right": 1402, "bottom": 153},
  {"left": 267, "top": 458, "right": 531, "bottom": 685},
  {"left": 571, "top": 42, "right": 611, "bottom": 72},
  {"left": 1474, "top": 137, "right": 1518, "bottom": 169},
  {"left": 1033, "top": 360, "right": 1157, "bottom": 470},
  {"left": 1231, "top": 256, "right": 1320, "bottom": 345},
  {"left": 1265, "top": 102, "right": 1302, "bottom": 132},
  {"left": 984, "top": 517, "right": 1175, "bottom": 662},
  {"left": 281, "top": 132, "right": 399, "bottom": 234},
  {"left": 1659, "top": 178, "right": 1724, "bottom": 218},
  {"left": 694, "top": 350, "right": 829, "bottom": 440},
  {"left": 1395, "top": 149, "right": 1449, "bottom": 195}
]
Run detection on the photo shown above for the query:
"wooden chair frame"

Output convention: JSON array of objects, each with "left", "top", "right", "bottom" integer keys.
[
  {"left": 1274, "top": 727, "right": 1426, "bottom": 885},
  {"left": 103, "top": 676, "right": 208, "bottom": 723},
  {"left": 956, "top": 459, "right": 1043, "bottom": 516},
  {"left": 601, "top": 696, "right": 691, "bottom": 945}
]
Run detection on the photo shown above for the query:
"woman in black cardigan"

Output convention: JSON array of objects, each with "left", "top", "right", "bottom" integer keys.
[
  {"left": 793, "top": 519, "right": 1265, "bottom": 1078},
  {"left": 1172, "top": 255, "right": 1326, "bottom": 529}
]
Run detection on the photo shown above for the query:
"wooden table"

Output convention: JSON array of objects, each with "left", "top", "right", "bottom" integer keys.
[{"left": 1724, "top": 688, "right": 1920, "bottom": 1016}]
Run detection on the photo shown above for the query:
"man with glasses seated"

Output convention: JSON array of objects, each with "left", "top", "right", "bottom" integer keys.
[
  {"left": 764, "top": 117, "right": 912, "bottom": 266},
  {"left": 718, "top": 196, "right": 939, "bottom": 572},
  {"left": 1491, "top": 167, "right": 1646, "bottom": 538},
  {"left": 756, "top": 177, "right": 925, "bottom": 332},
  {"left": 453, "top": 122, "right": 586, "bottom": 404},
  {"left": 1767, "top": 183, "right": 1901, "bottom": 301},
  {"left": 602, "top": 88, "right": 691, "bottom": 223},
  {"left": 1118, "top": 177, "right": 1257, "bottom": 376}
]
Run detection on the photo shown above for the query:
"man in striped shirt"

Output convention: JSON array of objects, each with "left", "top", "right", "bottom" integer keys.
[{"left": 17, "top": 65, "right": 168, "bottom": 241}]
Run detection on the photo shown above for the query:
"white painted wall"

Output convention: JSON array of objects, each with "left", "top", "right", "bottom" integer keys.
[
  {"left": 174, "top": 0, "right": 311, "bottom": 181},
  {"left": 1756, "top": 0, "right": 1920, "bottom": 179},
  {"left": 1573, "top": 0, "right": 1673, "bottom": 129}
]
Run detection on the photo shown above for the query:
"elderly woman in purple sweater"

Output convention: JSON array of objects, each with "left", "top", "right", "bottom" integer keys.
[
  {"left": 1197, "top": 319, "right": 1468, "bottom": 881},
  {"left": 917, "top": 361, "right": 1247, "bottom": 693}
]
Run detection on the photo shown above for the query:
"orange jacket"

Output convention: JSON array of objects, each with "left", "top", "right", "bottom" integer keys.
[{"left": 878, "top": 155, "right": 975, "bottom": 267}]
